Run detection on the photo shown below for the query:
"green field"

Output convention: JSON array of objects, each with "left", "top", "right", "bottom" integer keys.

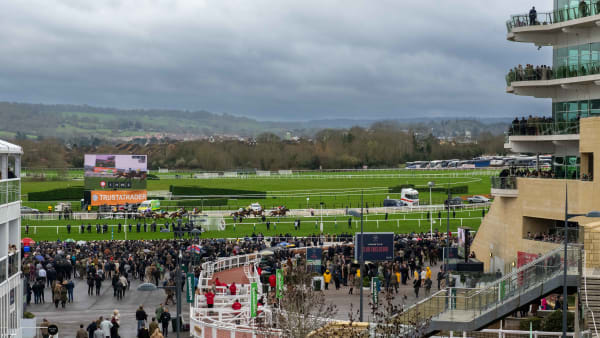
[
  {"left": 21, "top": 170, "right": 495, "bottom": 211},
  {"left": 19, "top": 169, "right": 494, "bottom": 241},
  {"left": 21, "top": 208, "right": 487, "bottom": 241}
]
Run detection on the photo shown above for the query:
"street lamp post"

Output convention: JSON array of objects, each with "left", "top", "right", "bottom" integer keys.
[
  {"left": 359, "top": 190, "right": 365, "bottom": 322},
  {"left": 428, "top": 181, "right": 435, "bottom": 239},
  {"left": 320, "top": 202, "right": 324, "bottom": 233},
  {"left": 445, "top": 187, "right": 451, "bottom": 288}
]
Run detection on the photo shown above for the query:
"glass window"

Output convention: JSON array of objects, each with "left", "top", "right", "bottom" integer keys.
[
  {"left": 590, "top": 100, "right": 600, "bottom": 115},
  {"left": 580, "top": 44, "right": 591, "bottom": 75}
]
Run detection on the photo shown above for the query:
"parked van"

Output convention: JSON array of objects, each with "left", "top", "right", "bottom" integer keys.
[{"left": 138, "top": 200, "right": 160, "bottom": 213}]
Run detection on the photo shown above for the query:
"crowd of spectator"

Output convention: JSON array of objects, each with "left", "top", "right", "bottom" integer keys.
[
  {"left": 526, "top": 231, "right": 565, "bottom": 244},
  {"left": 506, "top": 64, "right": 553, "bottom": 84}
]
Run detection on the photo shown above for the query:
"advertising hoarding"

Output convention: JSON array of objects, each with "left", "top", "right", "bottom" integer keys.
[
  {"left": 354, "top": 232, "right": 394, "bottom": 261},
  {"left": 90, "top": 190, "right": 147, "bottom": 206},
  {"left": 84, "top": 154, "right": 147, "bottom": 190}
]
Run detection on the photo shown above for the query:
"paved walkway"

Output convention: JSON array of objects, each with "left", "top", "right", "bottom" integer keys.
[{"left": 25, "top": 277, "right": 191, "bottom": 337}]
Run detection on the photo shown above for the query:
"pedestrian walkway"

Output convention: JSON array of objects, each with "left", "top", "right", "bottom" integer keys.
[{"left": 25, "top": 278, "right": 190, "bottom": 337}]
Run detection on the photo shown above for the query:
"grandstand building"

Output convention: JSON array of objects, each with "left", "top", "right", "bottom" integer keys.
[
  {"left": 0, "top": 140, "right": 23, "bottom": 337},
  {"left": 394, "top": 3, "right": 600, "bottom": 336},
  {"left": 473, "top": 0, "right": 600, "bottom": 274}
]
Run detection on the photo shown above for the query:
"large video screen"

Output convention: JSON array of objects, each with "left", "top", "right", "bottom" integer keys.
[{"left": 84, "top": 154, "right": 147, "bottom": 190}]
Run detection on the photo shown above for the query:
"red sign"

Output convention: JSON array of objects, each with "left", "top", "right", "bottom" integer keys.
[{"left": 100, "top": 181, "right": 106, "bottom": 188}]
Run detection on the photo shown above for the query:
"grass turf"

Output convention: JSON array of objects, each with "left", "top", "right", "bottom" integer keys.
[
  {"left": 22, "top": 208, "right": 486, "bottom": 241},
  {"left": 21, "top": 171, "right": 495, "bottom": 212}
]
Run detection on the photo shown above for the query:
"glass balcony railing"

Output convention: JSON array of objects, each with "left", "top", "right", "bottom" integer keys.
[
  {"left": 507, "top": 121, "right": 579, "bottom": 136},
  {"left": 506, "top": 3, "right": 600, "bottom": 33},
  {"left": 491, "top": 176, "right": 517, "bottom": 190},
  {"left": 0, "top": 179, "right": 20, "bottom": 205},
  {"left": 506, "top": 64, "right": 600, "bottom": 85},
  {"left": 7, "top": 253, "right": 18, "bottom": 278}
]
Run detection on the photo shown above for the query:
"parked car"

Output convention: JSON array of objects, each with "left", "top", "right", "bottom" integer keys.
[
  {"left": 467, "top": 195, "right": 490, "bottom": 204},
  {"left": 444, "top": 197, "right": 464, "bottom": 208},
  {"left": 383, "top": 199, "right": 405, "bottom": 207},
  {"left": 20, "top": 206, "right": 40, "bottom": 214}
]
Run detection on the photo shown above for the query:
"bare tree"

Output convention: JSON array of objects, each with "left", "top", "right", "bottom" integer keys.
[{"left": 273, "top": 259, "right": 338, "bottom": 338}]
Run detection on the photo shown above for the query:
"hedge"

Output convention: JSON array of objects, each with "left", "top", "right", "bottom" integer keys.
[
  {"left": 169, "top": 186, "right": 266, "bottom": 199},
  {"left": 388, "top": 185, "right": 468, "bottom": 194},
  {"left": 28, "top": 187, "right": 84, "bottom": 201},
  {"left": 161, "top": 199, "right": 228, "bottom": 207}
]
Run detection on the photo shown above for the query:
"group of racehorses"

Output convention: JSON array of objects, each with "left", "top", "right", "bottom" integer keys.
[{"left": 231, "top": 206, "right": 289, "bottom": 219}]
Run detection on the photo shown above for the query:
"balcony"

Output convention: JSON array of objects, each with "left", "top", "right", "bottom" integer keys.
[
  {"left": 504, "top": 119, "right": 580, "bottom": 154},
  {"left": 506, "top": 4, "right": 600, "bottom": 44},
  {"left": 506, "top": 64, "right": 600, "bottom": 85},
  {"left": 0, "top": 179, "right": 20, "bottom": 205},
  {"left": 508, "top": 120, "right": 579, "bottom": 136},
  {"left": 506, "top": 64, "right": 600, "bottom": 98},
  {"left": 491, "top": 177, "right": 518, "bottom": 197}
]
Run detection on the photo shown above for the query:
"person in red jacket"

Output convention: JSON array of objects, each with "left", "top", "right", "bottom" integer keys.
[
  {"left": 204, "top": 291, "right": 215, "bottom": 308},
  {"left": 232, "top": 299, "right": 242, "bottom": 324},
  {"left": 229, "top": 282, "right": 237, "bottom": 296},
  {"left": 268, "top": 274, "right": 276, "bottom": 291},
  {"left": 214, "top": 278, "right": 221, "bottom": 287}
]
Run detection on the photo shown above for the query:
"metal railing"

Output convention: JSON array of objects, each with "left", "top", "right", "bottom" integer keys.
[
  {"left": 0, "top": 178, "right": 19, "bottom": 205},
  {"left": 507, "top": 63, "right": 600, "bottom": 85},
  {"left": 491, "top": 176, "right": 517, "bottom": 190},
  {"left": 506, "top": 3, "right": 600, "bottom": 32},
  {"left": 394, "top": 245, "right": 582, "bottom": 335},
  {"left": 507, "top": 121, "right": 579, "bottom": 136}
]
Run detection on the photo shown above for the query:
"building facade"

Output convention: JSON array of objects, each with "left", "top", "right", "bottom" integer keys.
[
  {"left": 0, "top": 140, "right": 23, "bottom": 337},
  {"left": 473, "top": 1, "right": 600, "bottom": 273}
]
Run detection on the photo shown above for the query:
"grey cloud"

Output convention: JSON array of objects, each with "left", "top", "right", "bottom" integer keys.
[{"left": 0, "top": 0, "right": 552, "bottom": 120}]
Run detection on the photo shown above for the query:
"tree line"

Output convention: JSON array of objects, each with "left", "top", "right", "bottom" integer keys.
[{"left": 15, "top": 123, "right": 504, "bottom": 170}]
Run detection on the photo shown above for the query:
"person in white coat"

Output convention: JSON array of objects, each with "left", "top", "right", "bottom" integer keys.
[{"left": 99, "top": 317, "right": 113, "bottom": 338}]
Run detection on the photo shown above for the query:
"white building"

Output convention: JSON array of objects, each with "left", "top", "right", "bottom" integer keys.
[{"left": 0, "top": 140, "right": 23, "bottom": 337}]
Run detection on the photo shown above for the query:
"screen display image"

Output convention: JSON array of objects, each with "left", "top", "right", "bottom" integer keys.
[
  {"left": 354, "top": 232, "right": 394, "bottom": 261},
  {"left": 84, "top": 154, "right": 148, "bottom": 190}
]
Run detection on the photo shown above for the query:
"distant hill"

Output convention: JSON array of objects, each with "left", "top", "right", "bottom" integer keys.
[{"left": 0, "top": 101, "right": 510, "bottom": 140}]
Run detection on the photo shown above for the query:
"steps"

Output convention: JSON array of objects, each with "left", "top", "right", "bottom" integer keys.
[
  {"left": 582, "top": 276, "right": 600, "bottom": 328},
  {"left": 394, "top": 245, "right": 583, "bottom": 336}
]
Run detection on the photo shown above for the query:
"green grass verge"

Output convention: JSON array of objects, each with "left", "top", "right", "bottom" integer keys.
[
  {"left": 21, "top": 173, "right": 493, "bottom": 212},
  {"left": 22, "top": 209, "right": 486, "bottom": 241}
]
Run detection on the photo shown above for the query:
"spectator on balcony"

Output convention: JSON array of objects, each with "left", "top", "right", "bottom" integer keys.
[
  {"left": 580, "top": 0, "right": 589, "bottom": 17},
  {"left": 529, "top": 6, "right": 537, "bottom": 25}
]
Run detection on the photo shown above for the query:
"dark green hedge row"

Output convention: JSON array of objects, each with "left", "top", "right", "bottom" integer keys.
[
  {"left": 28, "top": 187, "right": 84, "bottom": 201},
  {"left": 169, "top": 186, "right": 266, "bottom": 199},
  {"left": 388, "top": 185, "right": 468, "bottom": 194},
  {"left": 161, "top": 199, "right": 228, "bottom": 207}
]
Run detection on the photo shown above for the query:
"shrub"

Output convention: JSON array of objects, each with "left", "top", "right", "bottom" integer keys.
[
  {"left": 169, "top": 186, "right": 266, "bottom": 199},
  {"left": 519, "top": 317, "right": 541, "bottom": 331},
  {"left": 388, "top": 185, "right": 468, "bottom": 194},
  {"left": 23, "top": 311, "right": 35, "bottom": 319},
  {"left": 541, "top": 310, "right": 574, "bottom": 332}
]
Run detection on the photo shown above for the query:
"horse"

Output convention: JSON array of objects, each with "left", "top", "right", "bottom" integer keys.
[{"left": 270, "top": 207, "right": 289, "bottom": 217}]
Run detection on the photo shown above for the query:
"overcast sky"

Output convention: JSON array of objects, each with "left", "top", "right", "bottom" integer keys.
[{"left": 0, "top": 0, "right": 553, "bottom": 121}]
